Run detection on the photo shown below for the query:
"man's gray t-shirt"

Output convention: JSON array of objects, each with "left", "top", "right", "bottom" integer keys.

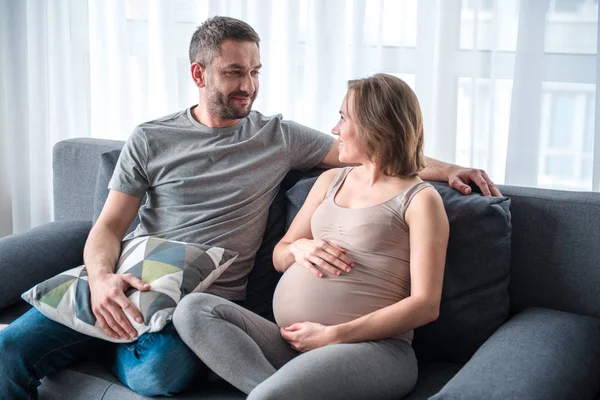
[{"left": 109, "top": 108, "right": 334, "bottom": 300}]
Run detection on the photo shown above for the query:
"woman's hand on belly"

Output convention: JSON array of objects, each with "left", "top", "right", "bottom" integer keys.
[
  {"left": 289, "top": 238, "right": 354, "bottom": 278},
  {"left": 280, "top": 322, "right": 339, "bottom": 353}
]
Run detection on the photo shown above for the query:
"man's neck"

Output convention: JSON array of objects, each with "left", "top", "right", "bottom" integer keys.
[{"left": 191, "top": 105, "right": 241, "bottom": 128}]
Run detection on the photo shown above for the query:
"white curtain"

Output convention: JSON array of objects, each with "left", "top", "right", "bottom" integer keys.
[
  {"left": 1, "top": 0, "right": 598, "bottom": 236},
  {"left": 1, "top": 0, "right": 90, "bottom": 236}
]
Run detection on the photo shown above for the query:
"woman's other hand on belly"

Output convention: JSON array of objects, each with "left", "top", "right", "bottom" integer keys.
[
  {"left": 289, "top": 238, "right": 354, "bottom": 278},
  {"left": 280, "top": 322, "right": 339, "bottom": 352}
]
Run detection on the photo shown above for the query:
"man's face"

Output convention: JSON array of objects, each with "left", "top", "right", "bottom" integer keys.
[{"left": 203, "top": 40, "right": 261, "bottom": 120}]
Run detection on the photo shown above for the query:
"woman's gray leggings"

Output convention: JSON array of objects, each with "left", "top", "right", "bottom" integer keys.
[{"left": 173, "top": 293, "right": 418, "bottom": 399}]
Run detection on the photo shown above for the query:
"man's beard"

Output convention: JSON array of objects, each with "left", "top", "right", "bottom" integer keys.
[{"left": 206, "top": 87, "right": 255, "bottom": 120}]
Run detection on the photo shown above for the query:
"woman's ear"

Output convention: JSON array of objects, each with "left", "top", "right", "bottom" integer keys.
[{"left": 191, "top": 62, "right": 206, "bottom": 88}]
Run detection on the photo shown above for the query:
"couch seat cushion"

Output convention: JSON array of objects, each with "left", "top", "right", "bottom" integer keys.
[
  {"left": 406, "top": 362, "right": 463, "bottom": 400},
  {"left": 39, "top": 361, "right": 246, "bottom": 399},
  {"left": 431, "top": 307, "right": 600, "bottom": 400}
]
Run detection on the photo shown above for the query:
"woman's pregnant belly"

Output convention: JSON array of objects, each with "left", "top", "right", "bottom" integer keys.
[{"left": 272, "top": 262, "right": 403, "bottom": 328}]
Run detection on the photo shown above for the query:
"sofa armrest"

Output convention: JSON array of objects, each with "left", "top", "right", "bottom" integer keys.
[
  {"left": 430, "top": 308, "right": 600, "bottom": 400},
  {"left": 0, "top": 220, "right": 92, "bottom": 310}
]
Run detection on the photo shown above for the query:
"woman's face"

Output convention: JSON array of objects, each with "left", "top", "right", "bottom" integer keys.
[{"left": 331, "top": 92, "right": 364, "bottom": 164}]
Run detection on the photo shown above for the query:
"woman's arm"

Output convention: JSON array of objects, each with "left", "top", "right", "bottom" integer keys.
[
  {"left": 281, "top": 187, "right": 449, "bottom": 351},
  {"left": 273, "top": 169, "right": 354, "bottom": 277}
]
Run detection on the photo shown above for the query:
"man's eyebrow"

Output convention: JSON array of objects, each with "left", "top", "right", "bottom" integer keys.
[
  {"left": 223, "top": 63, "right": 263, "bottom": 70},
  {"left": 223, "top": 63, "right": 245, "bottom": 69}
]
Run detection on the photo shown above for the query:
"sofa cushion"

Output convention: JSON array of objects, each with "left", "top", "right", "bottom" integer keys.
[
  {"left": 0, "top": 220, "right": 92, "bottom": 310},
  {"left": 22, "top": 237, "right": 237, "bottom": 342},
  {"left": 244, "top": 171, "right": 310, "bottom": 321},
  {"left": 93, "top": 149, "right": 142, "bottom": 234},
  {"left": 286, "top": 179, "right": 512, "bottom": 364},
  {"left": 286, "top": 176, "right": 319, "bottom": 228},
  {"left": 431, "top": 307, "right": 600, "bottom": 400},
  {"left": 412, "top": 182, "right": 511, "bottom": 363},
  {"left": 244, "top": 186, "right": 287, "bottom": 322},
  {"left": 92, "top": 149, "right": 118, "bottom": 223},
  {"left": 284, "top": 169, "right": 327, "bottom": 228}
]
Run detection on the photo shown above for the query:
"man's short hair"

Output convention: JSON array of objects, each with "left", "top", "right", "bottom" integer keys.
[
  {"left": 348, "top": 74, "right": 425, "bottom": 177},
  {"left": 189, "top": 16, "right": 261, "bottom": 66}
]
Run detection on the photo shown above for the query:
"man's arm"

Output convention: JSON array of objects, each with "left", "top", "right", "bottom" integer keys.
[
  {"left": 84, "top": 190, "right": 148, "bottom": 340},
  {"left": 419, "top": 156, "right": 501, "bottom": 196},
  {"left": 315, "top": 140, "right": 347, "bottom": 168},
  {"left": 316, "top": 141, "right": 501, "bottom": 196}
]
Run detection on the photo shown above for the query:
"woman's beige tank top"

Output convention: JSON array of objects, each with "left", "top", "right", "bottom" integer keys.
[{"left": 273, "top": 167, "right": 433, "bottom": 342}]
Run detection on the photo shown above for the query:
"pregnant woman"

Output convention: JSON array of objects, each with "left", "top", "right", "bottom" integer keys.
[{"left": 173, "top": 73, "right": 449, "bottom": 399}]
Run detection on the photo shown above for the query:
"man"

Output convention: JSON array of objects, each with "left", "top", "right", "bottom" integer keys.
[{"left": 0, "top": 16, "right": 500, "bottom": 398}]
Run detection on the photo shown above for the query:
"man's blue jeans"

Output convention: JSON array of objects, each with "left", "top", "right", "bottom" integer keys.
[{"left": 0, "top": 308, "right": 208, "bottom": 399}]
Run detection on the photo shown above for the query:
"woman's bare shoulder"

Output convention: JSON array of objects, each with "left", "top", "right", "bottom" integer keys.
[
  {"left": 405, "top": 185, "right": 447, "bottom": 222},
  {"left": 317, "top": 168, "right": 342, "bottom": 184}
]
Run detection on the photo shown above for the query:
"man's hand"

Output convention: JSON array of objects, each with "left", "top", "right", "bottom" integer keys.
[
  {"left": 280, "top": 322, "right": 337, "bottom": 352},
  {"left": 289, "top": 238, "right": 354, "bottom": 278},
  {"left": 88, "top": 272, "right": 150, "bottom": 340},
  {"left": 420, "top": 156, "right": 501, "bottom": 196},
  {"left": 447, "top": 165, "right": 502, "bottom": 196}
]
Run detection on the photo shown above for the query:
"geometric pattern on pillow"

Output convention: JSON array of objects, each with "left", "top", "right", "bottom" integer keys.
[{"left": 22, "top": 236, "right": 238, "bottom": 343}]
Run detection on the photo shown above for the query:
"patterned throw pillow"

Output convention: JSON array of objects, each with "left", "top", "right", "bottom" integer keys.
[{"left": 22, "top": 236, "right": 238, "bottom": 342}]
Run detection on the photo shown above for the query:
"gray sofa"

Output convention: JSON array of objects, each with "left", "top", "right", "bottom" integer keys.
[{"left": 1, "top": 137, "right": 600, "bottom": 400}]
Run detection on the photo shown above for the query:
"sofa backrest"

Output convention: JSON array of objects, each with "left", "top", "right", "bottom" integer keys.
[
  {"left": 497, "top": 184, "right": 600, "bottom": 319},
  {"left": 52, "top": 138, "right": 600, "bottom": 321},
  {"left": 53, "top": 138, "right": 124, "bottom": 221}
]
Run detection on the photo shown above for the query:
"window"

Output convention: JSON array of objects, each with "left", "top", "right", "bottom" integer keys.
[
  {"left": 456, "top": 78, "right": 513, "bottom": 181},
  {"left": 583, "top": 96, "right": 596, "bottom": 179},
  {"left": 465, "top": 0, "right": 495, "bottom": 12},
  {"left": 460, "top": 0, "right": 520, "bottom": 51},
  {"left": 550, "top": 94, "right": 576, "bottom": 148},
  {"left": 115, "top": 0, "right": 597, "bottom": 191},
  {"left": 546, "top": 0, "right": 598, "bottom": 54},
  {"left": 388, "top": 73, "right": 416, "bottom": 90},
  {"left": 551, "top": 0, "right": 593, "bottom": 14},
  {"left": 539, "top": 83, "right": 595, "bottom": 190},
  {"left": 585, "top": 95, "right": 596, "bottom": 150},
  {"left": 546, "top": 155, "right": 575, "bottom": 177}
]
